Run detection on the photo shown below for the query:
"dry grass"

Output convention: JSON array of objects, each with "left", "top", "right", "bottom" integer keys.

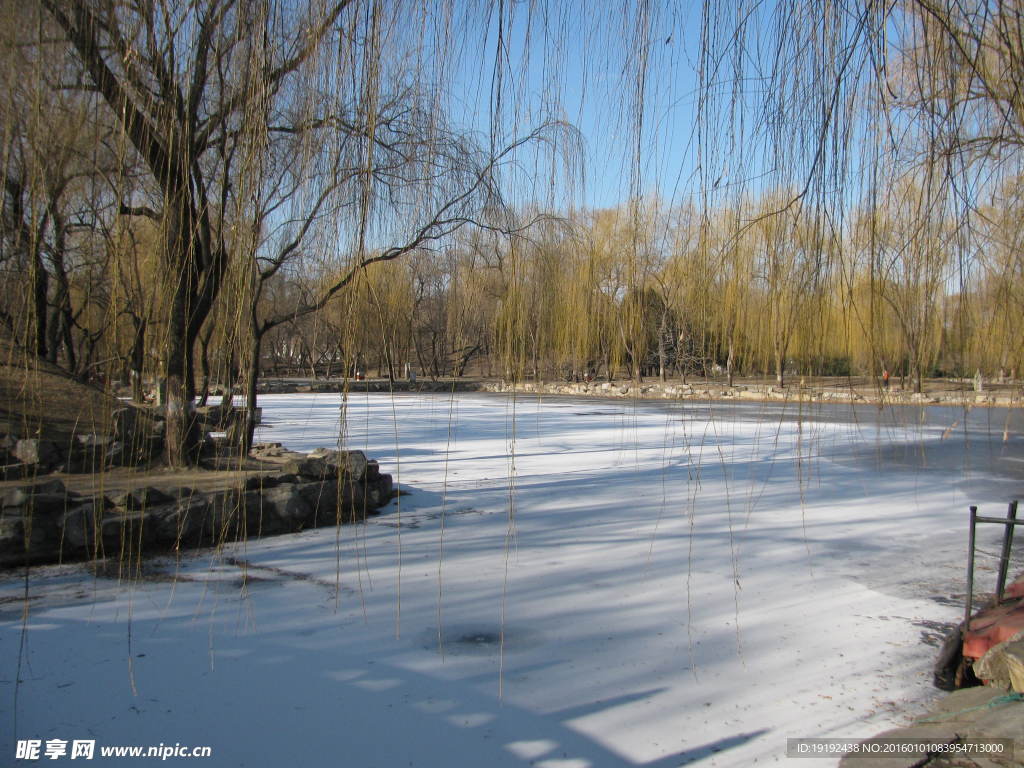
[
  {"left": 0, "top": 340, "right": 120, "bottom": 444},
  {"left": 0, "top": 339, "right": 288, "bottom": 493}
]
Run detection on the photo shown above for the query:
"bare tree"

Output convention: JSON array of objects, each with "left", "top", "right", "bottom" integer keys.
[{"left": 41, "top": 0, "right": 352, "bottom": 464}]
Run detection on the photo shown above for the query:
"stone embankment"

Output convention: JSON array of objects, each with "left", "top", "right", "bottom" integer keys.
[
  {"left": 0, "top": 447, "right": 393, "bottom": 569},
  {"left": 0, "top": 406, "right": 164, "bottom": 478},
  {"left": 258, "top": 377, "right": 1022, "bottom": 407},
  {"left": 480, "top": 380, "right": 1013, "bottom": 405}
]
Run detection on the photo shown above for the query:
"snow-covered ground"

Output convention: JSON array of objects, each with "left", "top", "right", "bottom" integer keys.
[{"left": 4, "top": 392, "right": 1024, "bottom": 767}]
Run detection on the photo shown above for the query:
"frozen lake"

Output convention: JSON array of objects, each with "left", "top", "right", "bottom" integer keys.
[{"left": 3, "top": 392, "right": 1023, "bottom": 766}]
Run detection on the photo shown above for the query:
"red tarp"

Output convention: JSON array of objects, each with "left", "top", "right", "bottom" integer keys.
[{"left": 963, "top": 575, "right": 1024, "bottom": 660}]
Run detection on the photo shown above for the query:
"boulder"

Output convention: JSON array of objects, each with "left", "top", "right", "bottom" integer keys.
[
  {"left": 305, "top": 449, "right": 369, "bottom": 481},
  {"left": 251, "top": 442, "right": 286, "bottom": 459},
  {"left": 110, "top": 486, "right": 174, "bottom": 511},
  {"left": 110, "top": 407, "right": 164, "bottom": 464},
  {"left": 76, "top": 432, "right": 116, "bottom": 449},
  {"left": 203, "top": 488, "right": 270, "bottom": 541},
  {"left": 300, "top": 478, "right": 349, "bottom": 524},
  {"left": 13, "top": 438, "right": 63, "bottom": 468},
  {"left": 99, "top": 510, "right": 163, "bottom": 552},
  {"left": 278, "top": 451, "right": 391, "bottom": 521},
  {"left": 334, "top": 473, "right": 394, "bottom": 521},
  {"left": 2, "top": 480, "right": 74, "bottom": 512},
  {"left": 261, "top": 483, "right": 315, "bottom": 527},
  {"left": 149, "top": 499, "right": 207, "bottom": 549},
  {"left": 21, "top": 493, "right": 73, "bottom": 515},
  {"left": 0, "top": 452, "right": 394, "bottom": 568},
  {"left": 32, "top": 478, "right": 70, "bottom": 497},
  {"left": 60, "top": 501, "right": 108, "bottom": 555},
  {"left": 1, "top": 487, "right": 28, "bottom": 508},
  {"left": 231, "top": 491, "right": 287, "bottom": 538},
  {"left": 69, "top": 433, "right": 130, "bottom": 471},
  {"left": 365, "top": 473, "right": 393, "bottom": 508},
  {"left": 282, "top": 456, "right": 330, "bottom": 478},
  {"left": 975, "top": 631, "right": 1024, "bottom": 692},
  {"left": 0, "top": 512, "right": 21, "bottom": 566},
  {"left": 244, "top": 474, "right": 281, "bottom": 491},
  {"left": 0, "top": 504, "right": 62, "bottom": 567}
]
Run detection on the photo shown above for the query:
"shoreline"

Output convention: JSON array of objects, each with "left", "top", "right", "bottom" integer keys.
[{"left": 255, "top": 376, "right": 1024, "bottom": 409}]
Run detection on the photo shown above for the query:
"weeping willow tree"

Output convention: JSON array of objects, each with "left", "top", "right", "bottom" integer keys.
[
  {"left": 970, "top": 178, "right": 1024, "bottom": 378},
  {"left": 678, "top": 0, "right": 1022, "bottom": 390},
  {"left": 5, "top": 0, "right": 1024, "bottom": 470},
  {"left": 8, "top": 0, "right": 576, "bottom": 464}
]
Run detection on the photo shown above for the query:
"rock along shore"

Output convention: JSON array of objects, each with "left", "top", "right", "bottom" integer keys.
[
  {"left": 259, "top": 376, "right": 1023, "bottom": 408},
  {"left": 0, "top": 446, "right": 393, "bottom": 569}
]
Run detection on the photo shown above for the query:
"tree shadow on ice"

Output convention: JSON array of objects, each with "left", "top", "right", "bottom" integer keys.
[
  {"left": 318, "top": 658, "right": 771, "bottom": 767},
  {"left": 2, "top": 592, "right": 772, "bottom": 768}
]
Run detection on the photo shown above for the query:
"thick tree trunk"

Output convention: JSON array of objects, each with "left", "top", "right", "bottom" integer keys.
[
  {"left": 163, "top": 267, "right": 200, "bottom": 466},
  {"left": 197, "top": 324, "right": 214, "bottom": 407},
  {"left": 45, "top": 307, "right": 62, "bottom": 366},
  {"left": 727, "top": 340, "right": 735, "bottom": 388},
  {"left": 160, "top": 195, "right": 224, "bottom": 464},
  {"left": 130, "top": 319, "right": 146, "bottom": 404},
  {"left": 45, "top": 299, "right": 75, "bottom": 370},
  {"left": 219, "top": 348, "right": 238, "bottom": 413},
  {"left": 775, "top": 347, "right": 785, "bottom": 388},
  {"left": 9, "top": 179, "right": 48, "bottom": 358},
  {"left": 58, "top": 311, "right": 76, "bottom": 373},
  {"left": 29, "top": 251, "right": 48, "bottom": 359},
  {"left": 163, "top": 370, "right": 198, "bottom": 467},
  {"left": 44, "top": 212, "right": 71, "bottom": 367},
  {"left": 45, "top": 308, "right": 61, "bottom": 365}
]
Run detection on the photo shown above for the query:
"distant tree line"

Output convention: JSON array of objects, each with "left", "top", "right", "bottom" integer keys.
[{"left": 250, "top": 186, "right": 1022, "bottom": 392}]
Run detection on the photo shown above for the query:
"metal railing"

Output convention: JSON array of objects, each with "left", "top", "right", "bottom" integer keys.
[{"left": 964, "top": 501, "right": 1021, "bottom": 634}]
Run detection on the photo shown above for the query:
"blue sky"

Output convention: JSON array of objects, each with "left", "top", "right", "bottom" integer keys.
[
  {"left": 441, "top": 0, "right": 708, "bottom": 211},
  {"left": 399, "top": 0, "right": 997, "bottom": 231},
  {"left": 437, "top": 0, "right": 882, "bottom": 216}
]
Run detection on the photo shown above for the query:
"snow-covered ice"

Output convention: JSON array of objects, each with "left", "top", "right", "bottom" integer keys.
[{"left": 3, "top": 392, "right": 1023, "bottom": 766}]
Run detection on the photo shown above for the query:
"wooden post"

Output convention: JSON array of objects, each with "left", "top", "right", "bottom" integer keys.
[
  {"left": 996, "top": 500, "right": 1019, "bottom": 602},
  {"left": 965, "top": 506, "right": 978, "bottom": 636}
]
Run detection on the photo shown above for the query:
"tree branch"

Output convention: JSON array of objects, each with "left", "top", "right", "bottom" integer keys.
[{"left": 42, "top": 0, "right": 178, "bottom": 191}]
